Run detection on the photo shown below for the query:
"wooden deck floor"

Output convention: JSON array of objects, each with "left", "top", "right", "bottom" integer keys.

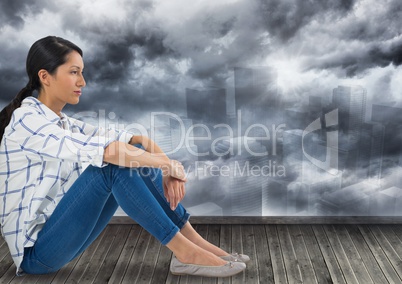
[{"left": 2, "top": 224, "right": 402, "bottom": 283}]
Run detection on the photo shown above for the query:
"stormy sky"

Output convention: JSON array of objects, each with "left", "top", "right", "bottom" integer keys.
[
  {"left": 1, "top": 0, "right": 402, "bottom": 215},
  {"left": 1, "top": 0, "right": 401, "bottom": 123}
]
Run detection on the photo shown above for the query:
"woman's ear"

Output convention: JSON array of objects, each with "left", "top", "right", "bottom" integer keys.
[{"left": 38, "top": 69, "right": 51, "bottom": 86}]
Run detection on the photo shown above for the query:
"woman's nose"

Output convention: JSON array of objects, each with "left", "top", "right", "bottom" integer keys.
[{"left": 78, "top": 74, "right": 86, "bottom": 87}]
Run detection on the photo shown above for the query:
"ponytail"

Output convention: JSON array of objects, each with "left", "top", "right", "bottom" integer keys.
[
  {"left": 0, "top": 83, "right": 35, "bottom": 143},
  {"left": 0, "top": 36, "right": 83, "bottom": 144}
]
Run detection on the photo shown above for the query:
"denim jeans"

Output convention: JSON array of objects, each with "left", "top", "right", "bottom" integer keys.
[{"left": 20, "top": 163, "right": 190, "bottom": 274}]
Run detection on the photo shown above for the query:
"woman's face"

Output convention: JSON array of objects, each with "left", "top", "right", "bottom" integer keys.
[{"left": 47, "top": 50, "right": 86, "bottom": 106}]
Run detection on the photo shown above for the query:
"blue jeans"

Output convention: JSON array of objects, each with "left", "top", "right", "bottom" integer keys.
[{"left": 20, "top": 163, "right": 190, "bottom": 274}]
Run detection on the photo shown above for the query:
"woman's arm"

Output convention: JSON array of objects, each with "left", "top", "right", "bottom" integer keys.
[
  {"left": 103, "top": 140, "right": 186, "bottom": 180},
  {"left": 104, "top": 136, "right": 187, "bottom": 210},
  {"left": 129, "top": 135, "right": 166, "bottom": 156}
]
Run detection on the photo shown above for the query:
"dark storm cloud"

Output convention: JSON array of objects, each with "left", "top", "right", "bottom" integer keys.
[
  {"left": 162, "top": 1, "right": 272, "bottom": 85},
  {"left": 302, "top": 0, "right": 402, "bottom": 76},
  {"left": 0, "top": 68, "right": 26, "bottom": 101},
  {"left": 0, "top": 0, "right": 50, "bottom": 29},
  {"left": 2, "top": 0, "right": 402, "bottom": 217},
  {"left": 343, "top": 0, "right": 402, "bottom": 42},
  {"left": 372, "top": 71, "right": 395, "bottom": 103},
  {"left": 257, "top": 0, "right": 356, "bottom": 43},
  {"left": 83, "top": 29, "right": 176, "bottom": 84},
  {"left": 368, "top": 40, "right": 402, "bottom": 68},
  {"left": 0, "top": 44, "right": 32, "bottom": 103},
  {"left": 84, "top": 42, "right": 136, "bottom": 84},
  {"left": 57, "top": 1, "right": 176, "bottom": 88},
  {"left": 308, "top": 38, "right": 402, "bottom": 77}
]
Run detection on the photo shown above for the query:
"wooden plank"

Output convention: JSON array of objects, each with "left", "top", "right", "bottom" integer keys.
[
  {"left": 181, "top": 224, "right": 207, "bottom": 284},
  {"left": 345, "top": 225, "right": 389, "bottom": 284},
  {"left": 389, "top": 225, "right": 402, "bottom": 245},
  {"left": 165, "top": 222, "right": 197, "bottom": 284},
  {"left": 253, "top": 225, "right": 273, "bottom": 284},
  {"left": 92, "top": 224, "right": 132, "bottom": 283},
  {"left": 240, "top": 225, "right": 258, "bottom": 284},
  {"left": 298, "top": 225, "right": 332, "bottom": 284},
  {"left": 203, "top": 224, "right": 220, "bottom": 284},
  {"left": 0, "top": 262, "right": 17, "bottom": 284},
  {"left": 78, "top": 225, "right": 121, "bottom": 283},
  {"left": 312, "top": 226, "right": 346, "bottom": 284},
  {"left": 265, "top": 225, "right": 287, "bottom": 284},
  {"left": 4, "top": 230, "right": 98, "bottom": 284},
  {"left": 152, "top": 244, "right": 172, "bottom": 284},
  {"left": 363, "top": 225, "right": 402, "bottom": 281},
  {"left": 107, "top": 225, "right": 142, "bottom": 284},
  {"left": 287, "top": 225, "right": 317, "bottom": 284},
  {"left": 277, "top": 225, "right": 302, "bottom": 283},
  {"left": 333, "top": 225, "right": 372, "bottom": 283},
  {"left": 136, "top": 231, "right": 162, "bottom": 283},
  {"left": 165, "top": 260, "right": 181, "bottom": 284},
  {"left": 354, "top": 226, "right": 401, "bottom": 283},
  {"left": 0, "top": 240, "right": 9, "bottom": 262},
  {"left": 121, "top": 228, "right": 152, "bottom": 284},
  {"left": 219, "top": 224, "right": 232, "bottom": 284},
  {"left": 207, "top": 225, "right": 221, "bottom": 247},
  {"left": 0, "top": 239, "right": 13, "bottom": 279},
  {"left": 231, "top": 225, "right": 245, "bottom": 284},
  {"left": 220, "top": 225, "right": 232, "bottom": 255},
  {"left": 0, "top": 252, "right": 14, "bottom": 280},
  {"left": 322, "top": 225, "right": 359, "bottom": 284},
  {"left": 7, "top": 224, "right": 402, "bottom": 283},
  {"left": 63, "top": 228, "right": 108, "bottom": 284},
  {"left": 110, "top": 215, "right": 402, "bottom": 225},
  {"left": 41, "top": 249, "right": 84, "bottom": 283},
  {"left": 9, "top": 273, "right": 40, "bottom": 284}
]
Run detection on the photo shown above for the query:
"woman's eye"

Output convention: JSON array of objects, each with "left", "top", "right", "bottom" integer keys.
[{"left": 71, "top": 71, "right": 78, "bottom": 74}]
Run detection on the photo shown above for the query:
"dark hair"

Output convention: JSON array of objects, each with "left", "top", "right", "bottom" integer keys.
[{"left": 0, "top": 36, "right": 83, "bottom": 143}]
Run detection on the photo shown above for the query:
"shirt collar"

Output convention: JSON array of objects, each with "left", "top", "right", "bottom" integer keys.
[{"left": 21, "top": 97, "right": 67, "bottom": 123}]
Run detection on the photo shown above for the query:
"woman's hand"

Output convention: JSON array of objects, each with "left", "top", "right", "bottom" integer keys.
[
  {"left": 168, "top": 160, "right": 187, "bottom": 181},
  {"left": 163, "top": 175, "right": 186, "bottom": 210}
]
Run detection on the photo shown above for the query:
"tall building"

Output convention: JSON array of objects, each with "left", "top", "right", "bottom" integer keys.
[
  {"left": 307, "top": 173, "right": 342, "bottom": 215},
  {"left": 228, "top": 139, "right": 270, "bottom": 216},
  {"left": 151, "top": 115, "right": 198, "bottom": 163},
  {"left": 263, "top": 178, "right": 288, "bottom": 216},
  {"left": 186, "top": 87, "right": 228, "bottom": 159},
  {"left": 371, "top": 104, "right": 402, "bottom": 125},
  {"left": 309, "top": 96, "right": 322, "bottom": 115},
  {"left": 286, "top": 182, "right": 309, "bottom": 216},
  {"left": 371, "top": 104, "right": 402, "bottom": 174},
  {"left": 369, "top": 186, "right": 402, "bottom": 216},
  {"left": 186, "top": 87, "right": 227, "bottom": 124},
  {"left": 356, "top": 122, "right": 385, "bottom": 186},
  {"left": 282, "top": 129, "right": 304, "bottom": 180},
  {"left": 282, "top": 129, "right": 334, "bottom": 181},
  {"left": 151, "top": 117, "right": 173, "bottom": 153},
  {"left": 285, "top": 108, "right": 310, "bottom": 131},
  {"left": 234, "top": 67, "right": 278, "bottom": 111},
  {"left": 318, "top": 181, "right": 378, "bottom": 216},
  {"left": 332, "top": 85, "right": 367, "bottom": 141}
]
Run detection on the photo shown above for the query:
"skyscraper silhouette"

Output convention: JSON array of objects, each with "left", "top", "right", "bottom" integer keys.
[
  {"left": 332, "top": 85, "right": 367, "bottom": 142},
  {"left": 186, "top": 87, "right": 227, "bottom": 124},
  {"left": 234, "top": 67, "right": 278, "bottom": 111}
]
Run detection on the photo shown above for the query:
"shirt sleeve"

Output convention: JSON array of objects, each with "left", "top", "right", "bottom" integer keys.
[
  {"left": 67, "top": 117, "right": 133, "bottom": 145},
  {"left": 6, "top": 111, "right": 132, "bottom": 167}
]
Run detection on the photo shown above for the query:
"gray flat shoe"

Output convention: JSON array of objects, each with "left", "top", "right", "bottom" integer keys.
[
  {"left": 170, "top": 257, "right": 246, "bottom": 277},
  {"left": 220, "top": 253, "right": 250, "bottom": 263}
]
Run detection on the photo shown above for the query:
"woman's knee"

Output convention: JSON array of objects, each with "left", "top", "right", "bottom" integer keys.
[{"left": 21, "top": 248, "right": 62, "bottom": 274}]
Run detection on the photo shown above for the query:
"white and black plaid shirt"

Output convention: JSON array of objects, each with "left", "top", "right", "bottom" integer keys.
[{"left": 0, "top": 97, "right": 132, "bottom": 274}]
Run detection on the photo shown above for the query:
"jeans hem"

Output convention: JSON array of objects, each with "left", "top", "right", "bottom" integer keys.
[
  {"left": 160, "top": 226, "right": 180, "bottom": 245},
  {"left": 177, "top": 212, "right": 191, "bottom": 230}
]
